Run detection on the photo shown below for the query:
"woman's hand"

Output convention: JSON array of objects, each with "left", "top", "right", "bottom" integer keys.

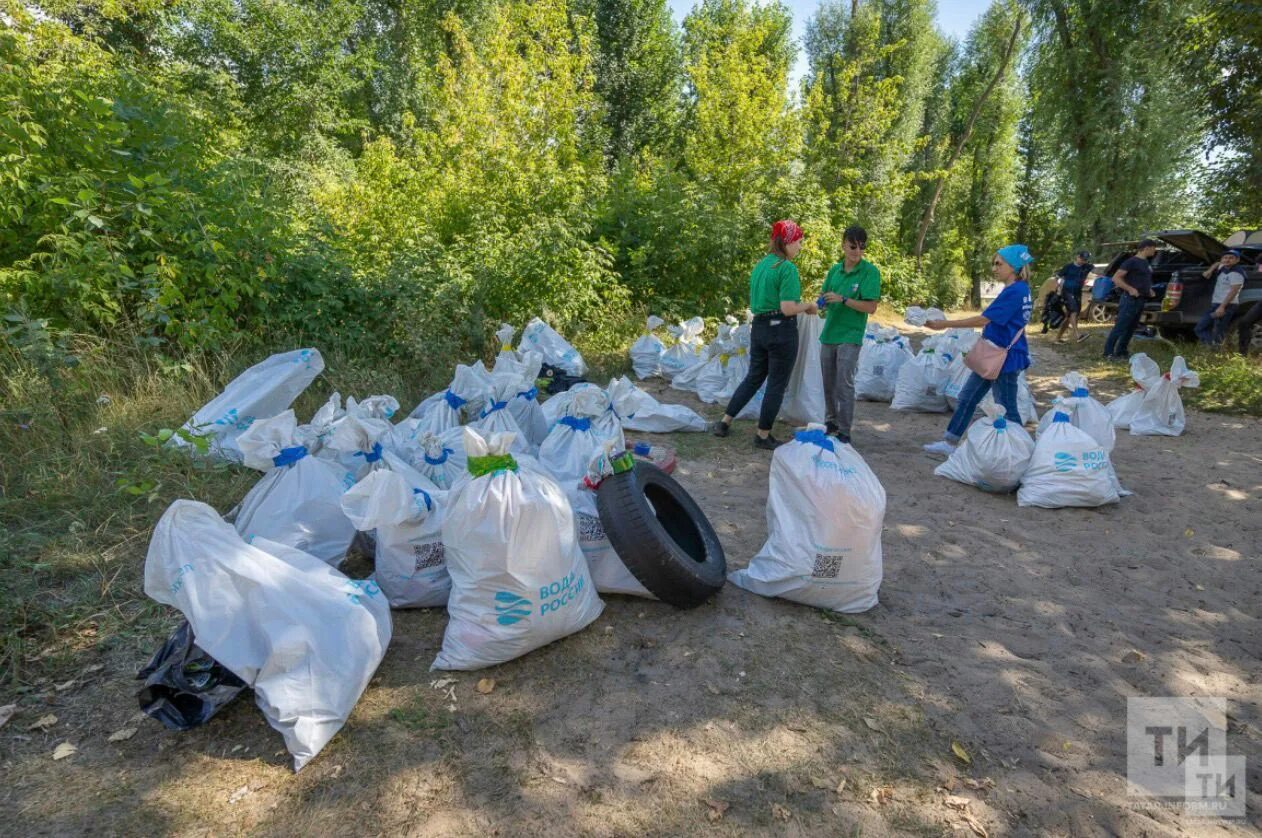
[
  {"left": 823, "top": 292, "right": 846, "bottom": 304},
  {"left": 925, "top": 319, "right": 948, "bottom": 330}
]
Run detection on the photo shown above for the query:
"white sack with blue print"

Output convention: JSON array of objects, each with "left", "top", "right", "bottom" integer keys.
[
  {"left": 144, "top": 500, "right": 391, "bottom": 772},
  {"left": 1017, "top": 411, "right": 1120, "bottom": 508},
  {"left": 729, "top": 425, "right": 886, "bottom": 613},
  {"left": 432, "top": 428, "right": 604, "bottom": 670}
]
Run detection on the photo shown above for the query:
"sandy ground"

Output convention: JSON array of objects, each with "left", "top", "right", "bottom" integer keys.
[{"left": 3, "top": 332, "right": 1260, "bottom": 836}]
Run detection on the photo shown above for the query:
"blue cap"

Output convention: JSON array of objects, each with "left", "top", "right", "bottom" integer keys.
[
  {"left": 996, "top": 244, "right": 1034, "bottom": 272},
  {"left": 633, "top": 442, "right": 650, "bottom": 456},
  {"left": 1225, "top": 249, "right": 1243, "bottom": 258}
]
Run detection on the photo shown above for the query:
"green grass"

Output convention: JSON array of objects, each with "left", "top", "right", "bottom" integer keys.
[{"left": 1040, "top": 324, "right": 1262, "bottom": 416}]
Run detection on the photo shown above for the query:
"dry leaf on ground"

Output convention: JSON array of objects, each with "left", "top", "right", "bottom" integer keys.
[
  {"left": 961, "top": 812, "right": 989, "bottom": 837},
  {"left": 29, "top": 714, "right": 57, "bottom": 731},
  {"left": 52, "top": 742, "right": 77, "bottom": 760},
  {"left": 228, "top": 785, "right": 252, "bottom": 804},
  {"left": 870, "top": 786, "right": 894, "bottom": 805},
  {"left": 951, "top": 741, "right": 972, "bottom": 764},
  {"left": 835, "top": 778, "right": 848, "bottom": 795},
  {"left": 943, "top": 794, "right": 972, "bottom": 810},
  {"left": 476, "top": 678, "right": 496, "bottom": 695},
  {"left": 702, "top": 799, "right": 729, "bottom": 822},
  {"left": 863, "top": 717, "right": 884, "bottom": 732},
  {"left": 771, "top": 803, "right": 792, "bottom": 821},
  {"left": 108, "top": 727, "right": 137, "bottom": 742},
  {"left": 54, "top": 679, "right": 76, "bottom": 692},
  {"left": 809, "top": 775, "right": 831, "bottom": 790},
  {"left": 0, "top": 703, "right": 16, "bottom": 729}
]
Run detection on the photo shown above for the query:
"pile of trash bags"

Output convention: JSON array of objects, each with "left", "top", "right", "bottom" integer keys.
[
  {"left": 1107, "top": 354, "right": 1200, "bottom": 436},
  {"left": 145, "top": 320, "right": 720, "bottom": 771},
  {"left": 855, "top": 326, "right": 912, "bottom": 402}
]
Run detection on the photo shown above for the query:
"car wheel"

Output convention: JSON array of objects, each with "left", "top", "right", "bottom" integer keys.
[
  {"left": 595, "top": 462, "right": 726, "bottom": 608},
  {"left": 1086, "top": 302, "right": 1113, "bottom": 323}
]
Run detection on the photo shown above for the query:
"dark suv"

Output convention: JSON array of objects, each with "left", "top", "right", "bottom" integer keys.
[{"left": 1096, "top": 230, "right": 1262, "bottom": 345}]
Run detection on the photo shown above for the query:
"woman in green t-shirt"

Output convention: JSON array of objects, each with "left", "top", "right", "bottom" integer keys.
[{"left": 714, "top": 220, "right": 818, "bottom": 450}]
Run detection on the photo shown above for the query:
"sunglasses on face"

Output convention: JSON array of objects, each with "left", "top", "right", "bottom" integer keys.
[{"left": 845, "top": 242, "right": 865, "bottom": 250}]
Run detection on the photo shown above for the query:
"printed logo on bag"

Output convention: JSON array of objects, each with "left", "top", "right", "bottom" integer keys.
[
  {"left": 168, "top": 563, "right": 194, "bottom": 595},
  {"left": 539, "top": 571, "right": 586, "bottom": 616},
  {"left": 1127, "top": 697, "right": 1246, "bottom": 819},
  {"left": 294, "top": 349, "right": 316, "bottom": 368},
  {"left": 342, "top": 472, "right": 357, "bottom": 490},
  {"left": 344, "top": 578, "right": 381, "bottom": 605},
  {"left": 1054, "top": 452, "right": 1078, "bottom": 473},
  {"left": 213, "top": 408, "right": 256, "bottom": 431},
  {"left": 815, "top": 459, "right": 857, "bottom": 478},
  {"left": 494, "top": 591, "right": 532, "bottom": 625}
]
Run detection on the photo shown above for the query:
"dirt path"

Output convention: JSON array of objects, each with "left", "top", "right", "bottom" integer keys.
[{"left": 3, "top": 337, "right": 1260, "bottom": 835}]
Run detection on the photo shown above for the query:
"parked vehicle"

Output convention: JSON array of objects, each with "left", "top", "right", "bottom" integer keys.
[
  {"left": 1095, "top": 230, "right": 1262, "bottom": 345},
  {"left": 1035, "top": 267, "right": 1106, "bottom": 324}
]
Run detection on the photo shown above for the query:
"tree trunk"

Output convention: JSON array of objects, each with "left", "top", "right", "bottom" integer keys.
[{"left": 913, "top": 13, "right": 1023, "bottom": 273}]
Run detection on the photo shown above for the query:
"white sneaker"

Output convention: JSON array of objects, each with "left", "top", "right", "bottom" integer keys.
[{"left": 922, "top": 440, "right": 956, "bottom": 459}]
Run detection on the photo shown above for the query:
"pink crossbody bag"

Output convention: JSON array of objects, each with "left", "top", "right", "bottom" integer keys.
[{"left": 963, "top": 327, "right": 1024, "bottom": 381}]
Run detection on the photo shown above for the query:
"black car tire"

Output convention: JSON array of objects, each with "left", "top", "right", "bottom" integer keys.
[{"left": 595, "top": 462, "right": 726, "bottom": 608}]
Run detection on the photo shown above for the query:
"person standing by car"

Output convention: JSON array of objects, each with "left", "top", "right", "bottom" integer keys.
[
  {"left": 1194, "top": 249, "right": 1246, "bottom": 346},
  {"left": 1054, "top": 250, "right": 1092, "bottom": 344},
  {"left": 818, "top": 225, "right": 881, "bottom": 445},
  {"left": 921, "top": 244, "right": 1034, "bottom": 459},
  {"left": 713, "top": 220, "right": 818, "bottom": 450},
  {"left": 1102, "top": 238, "right": 1158, "bottom": 360}
]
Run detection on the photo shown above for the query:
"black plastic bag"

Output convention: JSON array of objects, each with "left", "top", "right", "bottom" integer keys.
[
  {"left": 136, "top": 621, "right": 247, "bottom": 730},
  {"left": 539, "top": 362, "right": 587, "bottom": 395}
]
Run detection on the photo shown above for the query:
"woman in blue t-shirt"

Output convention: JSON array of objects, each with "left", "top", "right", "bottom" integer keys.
[{"left": 921, "top": 244, "right": 1035, "bottom": 459}]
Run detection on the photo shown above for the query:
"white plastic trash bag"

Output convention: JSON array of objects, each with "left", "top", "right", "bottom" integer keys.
[
  {"left": 473, "top": 376, "right": 534, "bottom": 457},
  {"left": 780, "top": 313, "right": 826, "bottom": 424},
  {"left": 1017, "top": 412, "right": 1120, "bottom": 508},
  {"left": 494, "top": 323, "right": 518, "bottom": 366},
  {"left": 1036, "top": 371, "right": 1115, "bottom": 452},
  {"left": 341, "top": 469, "right": 449, "bottom": 608},
  {"left": 891, "top": 339, "right": 949, "bottom": 413},
  {"left": 519, "top": 317, "right": 586, "bottom": 377},
  {"left": 298, "top": 391, "right": 345, "bottom": 453},
  {"left": 172, "top": 348, "right": 324, "bottom": 463},
  {"left": 729, "top": 426, "right": 885, "bottom": 612},
  {"left": 934, "top": 402, "right": 1034, "bottom": 493},
  {"left": 233, "top": 411, "right": 358, "bottom": 566},
  {"left": 856, "top": 328, "right": 912, "bottom": 402},
  {"left": 903, "top": 306, "right": 945, "bottom": 327},
  {"left": 433, "top": 428, "right": 604, "bottom": 670},
  {"left": 407, "top": 364, "right": 492, "bottom": 433},
  {"left": 670, "top": 350, "right": 710, "bottom": 393},
  {"left": 411, "top": 428, "right": 468, "bottom": 490},
  {"left": 979, "top": 370, "right": 1039, "bottom": 425},
  {"left": 145, "top": 500, "right": 390, "bottom": 771},
  {"left": 1107, "top": 353, "right": 1161, "bottom": 429},
  {"left": 322, "top": 413, "right": 395, "bottom": 482},
  {"left": 629, "top": 315, "right": 666, "bottom": 379},
  {"left": 1129, "top": 356, "right": 1199, "bottom": 437},
  {"left": 506, "top": 356, "right": 549, "bottom": 447},
  {"left": 607, "top": 376, "right": 706, "bottom": 433},
  {"left": 539, "top": 385, "right": 614, "bottom": 489}
]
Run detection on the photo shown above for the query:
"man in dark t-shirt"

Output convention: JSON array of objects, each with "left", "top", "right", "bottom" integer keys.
[
  {"left": 1055, "top": 250, "right": 1092, "bottom": 343},
  {"left": 1103, "top": 239, "right": 1158, "bottom": 360}
]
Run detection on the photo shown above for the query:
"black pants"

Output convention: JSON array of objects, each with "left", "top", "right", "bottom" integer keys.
[
  {"left": 724, "top": 315, "right": 799, "bottom": 431},
  {"left": 1235, "top": 302, "right": 1262, "bottom": 354}
]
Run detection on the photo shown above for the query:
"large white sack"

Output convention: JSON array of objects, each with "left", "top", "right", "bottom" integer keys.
[
  {"left": 607, "top": 376, "right": 706, "bottom": 432},
  {"left": 320, "top": 412, "right": 395, "bottom": 481},
  {"left": 472, "top": 376, "right": 535, "bottom": 457},
  {"left": 493, "top": 323, "right": 518, "bottom": 365},
  {"left": 904, "top": 306, "right": 945, "bottom": 327},
  {"left": 409, "top": 428, "right": 468, "bottom": 490},
  {"left": 433, "top": 429, "right": 604, "bottom": 670},
  {"left": 694, "top": 354, "right": 730, "bottom": 405},
  {"left": 718, "top": 323, "right": 752, "bottom": 401},
  {"left": 1017, "top": 412, "right": 1120, "bottom": 508},
  {"left": 539, "top": 385, "right": 615, "bottom": 489},
  {"left": 670, "top": 352, "right": 710, "bottom": 393},
  {"left": 519, "top": 317, "right": 586, "bottom": 377},
  {"left": 406, "top": 363, "right": 492, "bottom": 434},
  {"left": 145, "top": 500, "right": 391, "bottom": 771},
  {"left": 1107, "top": 353, "right": 1161, "bottom": 429},
  {"left": 937, "top": 330, "right": 980, "bottom": 400},
  {"left": 934, "top": 402, "right": 1035, "bottom": 493},
  {"left": 1130, "top": 356, "right": 1199, "bottom": 437},
  {"left": 729, "top": 426, "right": 885, "bottom": 612},
  {"left": 891, "top": 343, "right": 949, "bottom": 413},
  {"left": 297, "top": 391, "right": 345, "bottom": 454},
  {"left": 233, "top": 411, "right": 358, "bottom": 566},
  {"left": 629, "top": 315, "right": 667, "bottom": 379},
  {"left": 780, "top": 313, "right": 826, "bottom": 424},
  {"left": 1036, "top": 371, "right": 1116, "bottom": 452},
  {"left": 341, "top": 469, "right": 449, "bottom": 608},
  {"left": 172, "top": 348, "right": 324, "bottom": 463},
  {"left": 856, "top": 328, "right": 912, "bottom": 402}
]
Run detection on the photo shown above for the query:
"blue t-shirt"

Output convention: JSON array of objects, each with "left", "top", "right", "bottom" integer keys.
[
  {"left": 982, "top": 280, "right": 1033, "bottom": 373},
  {"left": 1057, "top": 262, "right": 1091, "bottom": 292}
]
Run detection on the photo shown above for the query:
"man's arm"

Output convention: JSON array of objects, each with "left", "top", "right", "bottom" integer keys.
[
  {"left": 1112, "top": 268, "right": 1137, "bottom": 296},
  {"left": 780, "top": 299, "right": 817, "bottom": 316},
  {"left": 1203, "top": 261, "right": 1221, "bottom": 279}
]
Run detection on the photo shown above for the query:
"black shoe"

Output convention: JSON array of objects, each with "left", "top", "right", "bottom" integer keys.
[
  {"left": 711, "top": 420, "right": 730, "bottom": 438},
  {"left": 753, "top": 434, "right": 782, "bottom": 451},
  {"left": 836, "top": 433, "right": 851, "bottom": 445},
  {"left": 825, "top": 421, "right": 840, "bottom": 436}
]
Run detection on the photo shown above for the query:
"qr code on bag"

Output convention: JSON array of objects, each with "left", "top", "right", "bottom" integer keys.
[
  {"left": 412, "top": 542, "right": 445, "bottom": 572},
  {"left": 812, "top": 554, "right": 843, "bottom": 578},
  {"left": 576, "top": 513, "right": 606, "bottom": 543}
]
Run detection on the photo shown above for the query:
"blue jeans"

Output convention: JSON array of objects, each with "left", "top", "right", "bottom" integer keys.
[
  {"left": 945, "top": 371, "right": 1021, "bottom": 442},
  {"left": 1103, "top": 294, "right": 1145, "bottom": 358},
  {"left": 1194, "top": 304, "right": 1237, "bottom": 345}
]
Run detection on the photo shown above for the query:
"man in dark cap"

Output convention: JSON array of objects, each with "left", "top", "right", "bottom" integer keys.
[
  {"left": 1103, "top": 238, "right": 1158, "bottom": 360},
  {"left": 1054, "top": 249, "right": 1093, "bottom": 344},
  {"left": 1194, "top": 249, "right": 1246, "bottom": 346}
]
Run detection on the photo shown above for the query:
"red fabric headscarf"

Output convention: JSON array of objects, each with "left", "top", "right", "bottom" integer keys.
[{"left": 770, "top": 219, "right": 803, "bottom": 246}]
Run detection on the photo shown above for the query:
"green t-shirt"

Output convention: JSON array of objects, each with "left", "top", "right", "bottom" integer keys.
[
  {"left": 749, "top": 254, "right": 802, "bottom": 315},
  {"left": 819, "top": 258, "right": 881, "bottom": 345}
]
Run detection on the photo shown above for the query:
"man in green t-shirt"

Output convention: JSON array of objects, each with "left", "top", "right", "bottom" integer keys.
[{"left": 819, "top": 225, "right": 881, "bottom": 444}]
